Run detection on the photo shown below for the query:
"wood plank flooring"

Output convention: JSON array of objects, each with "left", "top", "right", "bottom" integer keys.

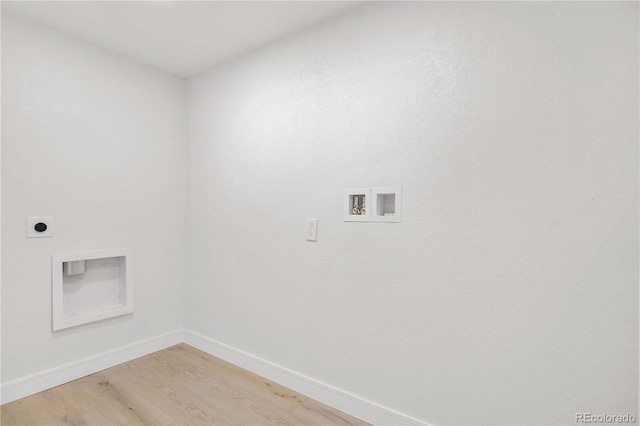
[{"left": 1, "top": 344, "right": 368, "bottom": 426}]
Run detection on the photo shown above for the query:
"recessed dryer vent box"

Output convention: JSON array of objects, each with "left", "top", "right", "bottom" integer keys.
[
  {"left": 371, "top": 187, "right": 402, "bottom": 222},
  {"left": 52, "top": 249, "right": 134, "bottom": 331}
]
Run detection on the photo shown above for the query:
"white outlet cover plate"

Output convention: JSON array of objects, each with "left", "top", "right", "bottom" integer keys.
[
  {"left": 27, "top": 217, "right": 54, "bottom": 238},
  {"left": 307, "top": 218, "right": 318, "bottom": 241}
]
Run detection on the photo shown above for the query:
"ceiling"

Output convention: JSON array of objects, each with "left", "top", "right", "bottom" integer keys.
[{"left": 2, "top": 1, "right": 361, "bottom": 78}]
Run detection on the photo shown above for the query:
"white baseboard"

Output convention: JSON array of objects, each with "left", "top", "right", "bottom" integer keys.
[
  {"left": 0, "top": 330, "right": 183, "bottom": 405},
  {"left": 183, "top": 329, "right": 429, "bottom": 426},
  {"left": 2, "top": 329, "right": 430, "bottom": 425}
]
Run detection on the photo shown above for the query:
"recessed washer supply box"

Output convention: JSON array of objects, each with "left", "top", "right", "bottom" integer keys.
[
  {"left": 344, "top": 187, "right": 402, "bottom": 222},
  {"left": 52, "top": 248, "right": 134, "bottom": 331}
]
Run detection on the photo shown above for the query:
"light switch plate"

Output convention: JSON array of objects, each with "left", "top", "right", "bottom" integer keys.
[{"left": 27, "top": 217, "right": 54, "bottom": 238}]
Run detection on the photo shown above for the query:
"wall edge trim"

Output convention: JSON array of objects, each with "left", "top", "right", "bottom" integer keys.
[
  {"left": 183, "top": 329, "right": 431, "bottom": 426},
  {"left": 1, "top": 329, "right": 432, "bottom": 425},
  {"left": 0, "top": 329, "right": 183, "bottom": 405}
]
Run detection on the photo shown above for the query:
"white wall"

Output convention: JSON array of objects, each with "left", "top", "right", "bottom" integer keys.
[
  {"left": 185, "top": 2, "right": 638, "bottom": 425},
  {"left": 2, "top": 2, "right": 637, "bottom": 424},
  {"left": 1, "top": 12, "right": 186, "bottom": 382}
]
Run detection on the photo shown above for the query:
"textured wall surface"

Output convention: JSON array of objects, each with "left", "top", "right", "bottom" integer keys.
[
  {"left": 185, "top": 2, "right": 638, "bottom": 424},
  {"left": 2, "top": 2, "right": 638, "bottom": 424},
  {"left": 1, "top": 13, "right": 186, "bottom": 382}
]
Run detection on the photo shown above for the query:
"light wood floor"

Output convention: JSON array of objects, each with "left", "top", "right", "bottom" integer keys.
[{"left": 1, "top": 344, "right": 368, "bottom": 426}]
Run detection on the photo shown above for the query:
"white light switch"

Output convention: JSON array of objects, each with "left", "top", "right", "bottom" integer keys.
[{"left": 306, "top": 218, "right": 318, "bottom": 241}]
